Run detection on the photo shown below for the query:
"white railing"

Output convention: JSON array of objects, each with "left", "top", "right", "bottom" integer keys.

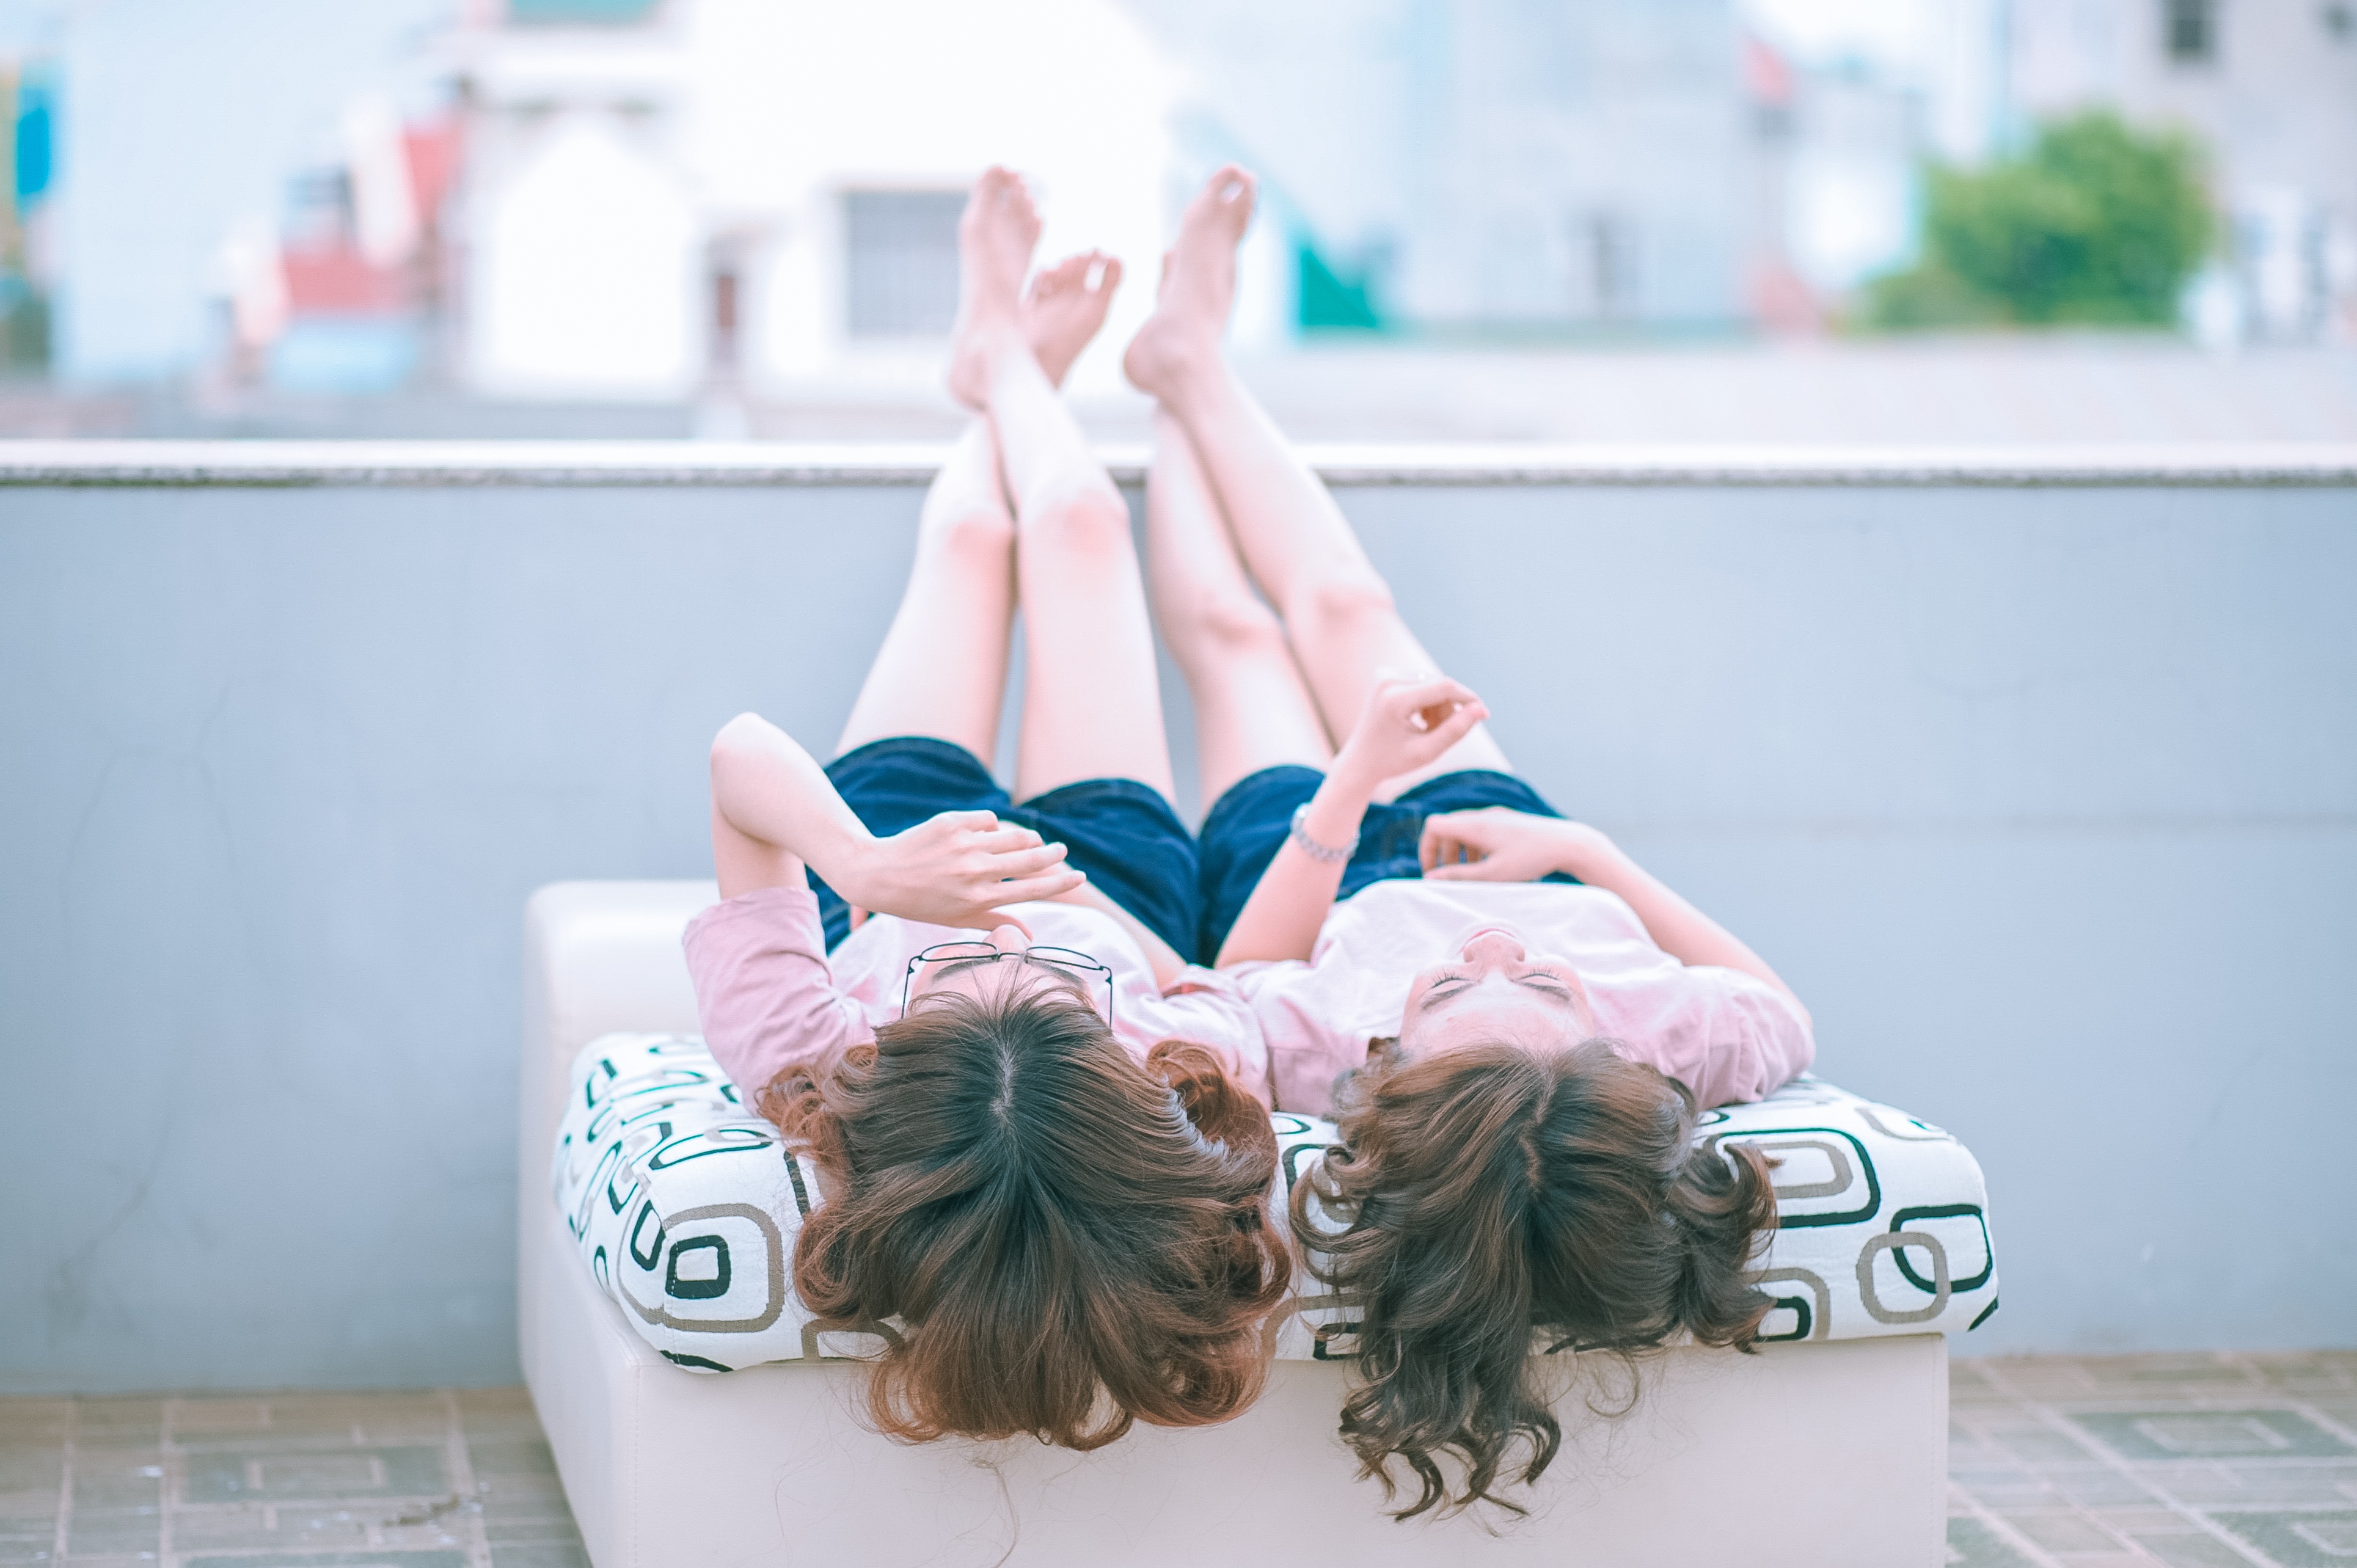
[{"left": 4, "top": 439, "right": 2355, "bottom": 487}]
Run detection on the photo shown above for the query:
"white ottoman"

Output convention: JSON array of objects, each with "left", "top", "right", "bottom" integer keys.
[{"left": 519, "top": 880, "right": 1951, "bottom": 1567}]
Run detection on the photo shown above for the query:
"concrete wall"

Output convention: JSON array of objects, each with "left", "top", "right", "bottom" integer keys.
[{"left": 2, "top": 448, "right": 2351, "bottom": 1391}]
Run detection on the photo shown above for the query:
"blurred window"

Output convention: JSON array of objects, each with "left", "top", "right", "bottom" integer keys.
[
  {"left": 2164, "top": 0, "right": 2218, "bottom": 62},
  {"left": 510, "top": 0, "right": 663, "bottom": 23},
  {"left": 844, "top": 191, "right": 963, "bottom": 338},
  {"left": 1573, "top": 213, "right": 1639, "bottom": 320}
]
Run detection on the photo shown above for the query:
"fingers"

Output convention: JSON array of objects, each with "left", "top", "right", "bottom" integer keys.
[
  {"left": 1423, "top": 699, "right": 1488, "bottom": 748},
  {"left": 985, "top": 869, "right": 1085, "bottom": 908},
  {"left": 1419, "top": 821, "right": 1471, "bottom": 871},
  {"left": 1419, "top": 808, "right": 1498, "bottom": 870},
  {"left": 1425, "top": 860, "right": 1510, "bottom": 882},
  {"left": 1385, "top": 677, "right": 1482, "bottom": 734},
  {"left": 987, "top": 842, "right": 1071, "bottom": 878},
  {"left": 973, "top": 823, "right": 1045, "bottom": 853},
  {"left": 934, "top": 809, "right": 1002, "bottom": 832},
  {"left": 1391, "top": 676, "right": 1479, "bottom": 709}
]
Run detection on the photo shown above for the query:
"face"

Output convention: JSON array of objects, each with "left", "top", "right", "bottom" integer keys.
[
  {"left": 1394, "top": 925, "right": 1597, "bottom": 1059},
  {"left": 904, "top": 924, "right": 1103, "bottom": 1018}
]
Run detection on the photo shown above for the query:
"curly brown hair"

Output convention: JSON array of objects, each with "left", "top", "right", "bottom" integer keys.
[
  {"left": 756, "top": 979, "right": 1287, "bottom": 1450},
  {"left": 1293, "top": 1037, "right": 1777, "bottom": 1520}
]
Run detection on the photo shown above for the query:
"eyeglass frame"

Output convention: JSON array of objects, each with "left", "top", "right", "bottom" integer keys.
[{"left": 899, "top": 941, "right": 1116, "bottom": 1025}]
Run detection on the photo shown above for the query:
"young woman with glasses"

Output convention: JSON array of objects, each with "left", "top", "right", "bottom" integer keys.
[{"left": 684, "top": 168, "right": 1303, "bottom": 1453}]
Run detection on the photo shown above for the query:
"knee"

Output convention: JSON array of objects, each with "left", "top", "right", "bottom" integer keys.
[
  {"left": 709, "top": 712, "right": 773, "bottom": 778},
  {"left": 1169, "top": 586, "right": 1287, "bottom": 664},
  {"left": 1023, "top": 478, "right": 1132, "bottom": 558},
  {"left": 1285, "top": 571, "right": 1396, "bottom": 644},
  {"left": 925, "top": 500, "right": 1016, "bottom": 564}
]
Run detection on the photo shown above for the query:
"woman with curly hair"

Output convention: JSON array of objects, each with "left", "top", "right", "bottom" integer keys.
[
  {"left": 685, "top": 167, "right": 1288, "bottom": 1451},
  {"left": 1130, "top": 167, "right": 1815, "bottom": 1517}
]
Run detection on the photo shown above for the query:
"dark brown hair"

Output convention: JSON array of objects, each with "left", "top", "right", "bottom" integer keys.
[
  {"left": 757, "top": 977, "right": 1287, "bottom": 1450},
  {"left": 1293, "top": 1038, "right": 1777, "bottom": 1520}
]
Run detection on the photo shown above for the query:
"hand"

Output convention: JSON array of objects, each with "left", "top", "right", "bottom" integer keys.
[
  {"left": 1332, "top": 674, "right": 1490, "bottom": 794},
  {"left": 1419, "top": 808, "right": 1612, "bottom": 883},
  {"left": 831, "top": 810, "right": 1083, "bottom": 929}
]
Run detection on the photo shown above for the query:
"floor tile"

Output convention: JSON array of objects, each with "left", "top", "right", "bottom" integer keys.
[
  {"left": 2055, "top": 1473, "right": 2163, "bottom": 1508},
  {"left": 2000, "top": 1509, "right": 2122, "bottom": 1552},
  {"left": 2208, "top": 1508, "right": 2357, "bottom": 1567},
  {"left": 2072, "top": 1409, "right": 2355, "bottom": 1463},
  {"left": 179, "top": 1547, "right": 469, "bottom": 1556},
  {"left": 1948, "top": 1515, "right": 2052, "bottom": 1567},
  {"left": 2129, "top": 1535, "right": 2253, "bottom": 1568},
  {"left": 2003, "top": 1430, "right": 2109, "bottom": 1465}
]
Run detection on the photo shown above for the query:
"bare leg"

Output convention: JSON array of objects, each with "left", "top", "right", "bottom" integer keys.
[
  {"left": 1146, "top": 409, "right": 1332, "bottom": 807},
  {"left": 834, "top": 421, "right": 1015, "bottom": 762},
  {"left": 949, "top": 167, "right": 1175, "bottom": 804},
  {"left": 1125, "top": 167, "right": 1511, "bottom": 797},
  {"left": 836, "top": 248, "right": 1127, "bottom": 764}
]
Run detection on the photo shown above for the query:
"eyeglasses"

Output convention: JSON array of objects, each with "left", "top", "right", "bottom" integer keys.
[{"left": 901, "top": 941, "right": 1116, "bottom": 1024}]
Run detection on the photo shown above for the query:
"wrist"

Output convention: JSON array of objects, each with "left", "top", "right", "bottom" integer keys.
[
  {"left": 1550, "top": 822, "right": 1623, "bottom": 881},
  {"left": 802, "top": 819, "right": 878, "bottom": 896},
  {"left": 1304, "top": 771, "right": 1374, "bottom": 836},
  {"left": 1323, "top": 748, "right": 1387, "bottom": 804}
]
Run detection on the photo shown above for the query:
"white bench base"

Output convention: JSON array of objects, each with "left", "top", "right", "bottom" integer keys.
[{"left": 519, "top": 881, "right": 1948, "bottom": 1567}]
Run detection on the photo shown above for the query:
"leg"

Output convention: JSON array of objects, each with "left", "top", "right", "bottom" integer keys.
[
  {"left": 1146, "top": 408, "right": 1331, "bottom": 808},
  {"left": 837, "top": 239, "right": 1128, "bottom": 765},
  {"left": 835, "top": 420, "right": 1015, "bottom": 762},
  {"left": 1125, "top": 167, "right": 1511, "bottom": 796},
  {"left": 949, "top": 167, "right": 1176, "bottom": 804}
]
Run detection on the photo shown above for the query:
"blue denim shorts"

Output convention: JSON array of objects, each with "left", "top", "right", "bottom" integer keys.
[
  {"left": 809, "top": 735, "right": 1201, "bottom": 960},
  {"left": 1195, "top": 766, "right": 1576, "bottom": 963}
]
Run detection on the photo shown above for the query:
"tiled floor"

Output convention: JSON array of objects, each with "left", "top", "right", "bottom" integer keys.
[
  {"left": 4, "top": 1352, "right": 2353, "bottom": 1566},
  {"left": 1949, "top": 1352, "right": 2357, "bottom": 1567},
  {"left": 0, "top": 1388, "right": 582, "bottom": 1568}
]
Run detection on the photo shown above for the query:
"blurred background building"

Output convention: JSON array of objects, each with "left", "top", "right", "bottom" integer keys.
[{"left": 0, "top": 0, "right": 2352, "bottom": 438}]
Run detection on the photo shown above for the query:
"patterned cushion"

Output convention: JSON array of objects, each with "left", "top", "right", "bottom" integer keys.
[{"left": 553, "top": 1034, "right": 1997, "bottom": 1373}]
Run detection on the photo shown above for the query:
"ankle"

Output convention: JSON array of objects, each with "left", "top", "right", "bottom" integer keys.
[{"left": 1154, "top": 352, "right": 1230, "bottom": 424}]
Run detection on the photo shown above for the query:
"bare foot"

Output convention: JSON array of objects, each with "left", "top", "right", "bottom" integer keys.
[
  {"left": 946, "top": 166, "right": 1043, "bottom": 412},
  {"left": 1023, "top": 250, "right": 1123, "bottom": 388},
  {"left": 1122, "top": 164, "right": 1255, "bottom": 401}
]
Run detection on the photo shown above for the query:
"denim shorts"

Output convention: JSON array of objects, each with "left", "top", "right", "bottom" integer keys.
[
  {"left": 808, "top": 735, "right": 1202, "bottom": 960},
  {"left": 1195, "top": 766, "right": 1576, "bottom": 963}
]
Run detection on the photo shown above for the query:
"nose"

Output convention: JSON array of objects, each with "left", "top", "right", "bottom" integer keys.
[
  {"left": 986, "top": 922, "right": 1029, "bottom": 955},
  {"left": 1458, "top": 927, "right": 1527, "bottom": 968}
]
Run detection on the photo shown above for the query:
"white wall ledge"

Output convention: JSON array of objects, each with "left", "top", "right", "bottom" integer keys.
[{"left": 4, "top": 439, "right": 2356, "bottom": 488}]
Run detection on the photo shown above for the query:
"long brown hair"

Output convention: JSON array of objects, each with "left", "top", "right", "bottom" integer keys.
[
  {"left": 758, "top": 978, "right": 1287, "bottom": 1449},
  {"left": 1294, "top": 1038, "right": 1776, "bottom": 1519}
]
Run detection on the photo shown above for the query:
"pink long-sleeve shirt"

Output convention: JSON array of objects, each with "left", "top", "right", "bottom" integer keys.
[
  {"left": 1233, "top": 879, "right": 1814, "bottom": 1117},
  {"left": 681, "top": 885, "right": 1270, "bottom": 1101}
]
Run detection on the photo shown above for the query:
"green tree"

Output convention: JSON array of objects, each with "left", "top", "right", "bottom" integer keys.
[{"left": 1866, "top": 111, "right": 2215, "bottom": 329}]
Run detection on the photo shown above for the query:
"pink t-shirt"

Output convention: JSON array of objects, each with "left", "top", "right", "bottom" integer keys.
[
  {"left": 1232, "top": 879, "right": 1813, "bottom": 1117},
  {"left": 681, "top": 885, "right": 1269, "bottom": 1103}
]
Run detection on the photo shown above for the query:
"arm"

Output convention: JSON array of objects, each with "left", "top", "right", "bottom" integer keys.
[
  {"left": 708, "top": 713, "right": 1083, "bottom": 922},
  {"left": 1216, "top": 677, "right": 1487, "bottom": 966},
  {"left": 1420, "top": 810, "right": 1808, "bottom": 1016}
]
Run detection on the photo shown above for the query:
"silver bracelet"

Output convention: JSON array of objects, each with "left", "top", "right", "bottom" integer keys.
[{"left": 1288, "top": 803, "right": 1359, "bottom": 864}]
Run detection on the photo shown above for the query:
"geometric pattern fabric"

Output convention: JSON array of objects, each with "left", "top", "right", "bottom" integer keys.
[{"left": 552, "top": 1034, "right": 1998, "bottom": 1373}]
